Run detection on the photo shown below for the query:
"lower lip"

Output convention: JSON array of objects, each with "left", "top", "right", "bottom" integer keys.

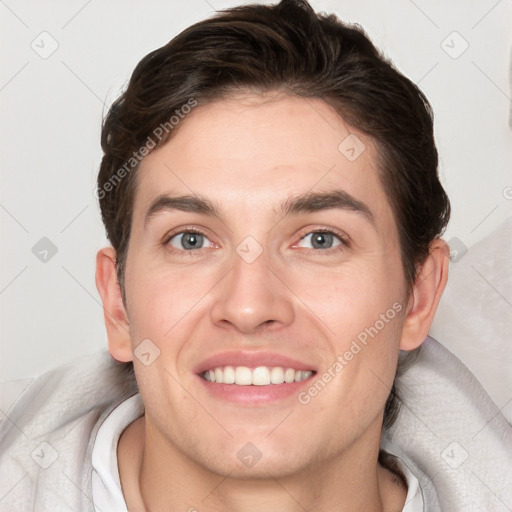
[{"left": 196, "top": 374, "right": 315, "bottom": 405}]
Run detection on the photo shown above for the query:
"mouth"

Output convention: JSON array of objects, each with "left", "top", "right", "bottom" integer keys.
[
  {"left": 194, "top": 351, "right": 317, "bottom": 404},
  {"left": 201, "top": 365, "right": 314, "bottom": 385}
]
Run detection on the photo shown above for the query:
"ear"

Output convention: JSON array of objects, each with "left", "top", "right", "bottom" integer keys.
[
  {"left": 399, "top": 238, "right": 450, "bottom": 350},
  {"left": 95, "top": 247, "right": 133, "bottom": 362}
]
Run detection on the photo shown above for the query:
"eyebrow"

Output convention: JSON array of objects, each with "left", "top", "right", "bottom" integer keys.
[
  {"left": 144, "top": 189, "right": 374, "bottom": 227},
  {"left": 280, "top": 190, "right": 374, "bottom": 225},
  {"left": 145, "top": 194, "right": 219, "bottom": 227}
]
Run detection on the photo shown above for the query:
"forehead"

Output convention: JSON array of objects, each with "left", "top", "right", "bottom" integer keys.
[{"left": 133, "top": 93, "right": 394, "bottom": 232}]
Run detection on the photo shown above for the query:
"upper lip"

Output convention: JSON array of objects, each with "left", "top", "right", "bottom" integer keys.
[{"left": 194, "top": 351, "right": 317, "bottom": 375}]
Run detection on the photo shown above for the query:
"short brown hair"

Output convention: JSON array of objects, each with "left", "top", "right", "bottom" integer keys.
[{"left": 97, "top": 0, "right": 450, "bottom": 429}]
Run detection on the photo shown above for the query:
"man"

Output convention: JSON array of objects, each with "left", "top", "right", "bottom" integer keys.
[{"left": 1, "top": 1, "right": 511, "bottom": 511}]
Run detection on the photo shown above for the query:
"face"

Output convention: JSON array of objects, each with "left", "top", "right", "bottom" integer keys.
[{"left": 120, "top": 92, "right": 409, "bottom": 478}]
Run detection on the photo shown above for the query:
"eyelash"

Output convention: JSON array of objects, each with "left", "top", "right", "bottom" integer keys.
[
  {"left": 163, "top": 226, "right": 350, "bottom": 254},
  {"left": 163, "top": 227, "right": 212, "bottom": 255},
  {"left": 295, "top": 228, "right": 350, "bottom": 254}
]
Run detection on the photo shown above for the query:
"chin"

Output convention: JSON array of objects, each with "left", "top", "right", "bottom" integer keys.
[{"left": 192, "top": 437, "right": 313, "bottom": 480}]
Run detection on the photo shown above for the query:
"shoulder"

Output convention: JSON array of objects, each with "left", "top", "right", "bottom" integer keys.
[
  {"left": 0, "top": 351, "right": 138, "bottom": 511},
  {"left": 382, "top": 336, "right": 512, "bottom": 510}
]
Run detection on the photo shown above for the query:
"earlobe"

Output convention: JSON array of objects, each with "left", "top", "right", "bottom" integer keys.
[
  {"left": 95, "top": 247, "right": 133, "bottom": 362},
  {"left": 399, "top": 238, "right": 450, "bottom": 351}
]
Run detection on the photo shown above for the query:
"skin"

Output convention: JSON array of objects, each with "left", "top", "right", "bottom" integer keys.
[{"left": 96, "top": 92, "right": 449, "bottom": 511}]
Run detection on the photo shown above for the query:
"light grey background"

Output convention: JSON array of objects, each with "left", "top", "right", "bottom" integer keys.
[{"left": 1, "top": 1, "right": 511, "bottom": 411}]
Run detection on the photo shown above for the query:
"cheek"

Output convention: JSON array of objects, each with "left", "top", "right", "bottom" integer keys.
[
  {"left": 290, "top": 255, "right": 403, "bottom": 333},
  {"left": 293, "top": 259, "right": 404, "bottom": 402},
  {"left": 124, "top": 266, "right": 184, "bottom": 347}
]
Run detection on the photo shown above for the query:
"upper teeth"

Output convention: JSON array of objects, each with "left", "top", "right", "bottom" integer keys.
[{"left": 202, "top": 366, "right": 313, "bottom": 385}]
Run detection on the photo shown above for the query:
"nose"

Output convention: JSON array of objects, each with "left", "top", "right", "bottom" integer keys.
[{"left": 209, "top": 245, "right": 295, "bottom": 335}]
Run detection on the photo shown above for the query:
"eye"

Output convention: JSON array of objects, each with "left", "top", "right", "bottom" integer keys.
[
  {"left": 296, "top": 230, "right": 344, "bottom": 250},
  {"left": 168, "top": 230, "right": 213, "bottom": 251}
]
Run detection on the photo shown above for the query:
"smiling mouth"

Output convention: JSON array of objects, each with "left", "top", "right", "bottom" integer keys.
[{"left": 201, "top": 366, "right": 315, "bottom": 386}]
